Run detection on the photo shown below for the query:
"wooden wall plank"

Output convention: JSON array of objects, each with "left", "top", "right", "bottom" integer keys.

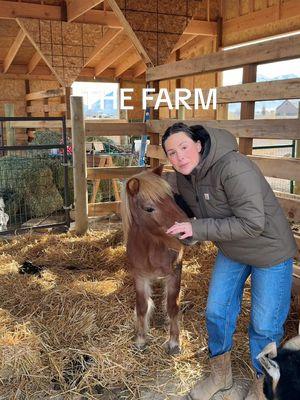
[
  {"left": 88, "top": 201, "right": 121, "bottom": 216},
  {"left": 275, "top": 191, "right": 300, "bottom": 222},
  {"left": 146, "top": 34, "right": 300, "bottom": 81},
  {"left": 3, "top": 29, "right": 26, "bottom": 73},
  {"left": 85, "top": 121, "right": 147, "bottom": 136},
  {"left": 149, "top": 78, "right": 300, "bottom": 107},
  {"left": 147, "top": 119, "right": 300, "bottom": 139},
  {"left": 248, "top": 155, "right": 300, "bottom": 181},
  {"left": 87, "top": 166, "right": 148, "bottom": 180}
]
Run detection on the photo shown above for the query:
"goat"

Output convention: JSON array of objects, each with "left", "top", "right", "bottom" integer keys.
[{"left": 257, "top": 324, "right": 300, "bottom": 400}]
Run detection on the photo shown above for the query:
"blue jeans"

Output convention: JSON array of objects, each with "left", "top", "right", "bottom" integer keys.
[{"left": 206, "top": 251, "right": 293, "bottom": 373}]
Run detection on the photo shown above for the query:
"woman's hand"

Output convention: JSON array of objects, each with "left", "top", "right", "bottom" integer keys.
[{"left": 166, "top": 221, "right": 193, "bottom": 239}]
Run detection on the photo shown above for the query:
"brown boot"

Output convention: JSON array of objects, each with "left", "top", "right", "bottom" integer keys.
[
  {"left": 245, "top": 375, "right": 266, "bottom": 400},
  {"left": 186, "top": 351, "right": 233, "bottom": 400}
]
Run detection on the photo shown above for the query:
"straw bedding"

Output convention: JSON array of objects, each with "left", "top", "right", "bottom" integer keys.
[{"left": 0, "top": 226, "right": 298, "bottom": 399}]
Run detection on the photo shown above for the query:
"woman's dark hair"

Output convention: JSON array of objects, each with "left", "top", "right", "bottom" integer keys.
[{"left": 162, "top": 122, "right": 210, "bottom": 156}]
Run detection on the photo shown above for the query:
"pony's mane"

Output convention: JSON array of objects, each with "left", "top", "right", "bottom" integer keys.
[{"left": 121, "top": 170, "right": 172, "bottom": 242}]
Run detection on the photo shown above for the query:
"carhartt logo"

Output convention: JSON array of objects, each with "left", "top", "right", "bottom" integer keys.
[{"left": 204, "top": 193, "right": 210, "bottom": 200}]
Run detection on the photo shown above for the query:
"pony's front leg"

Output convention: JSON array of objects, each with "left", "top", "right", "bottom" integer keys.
[
  {"left": 134, "top": 277, "right": 153, "bottom": 350},
  {"left": 165, "top": 263, "right": 182, "bottom": 355}
]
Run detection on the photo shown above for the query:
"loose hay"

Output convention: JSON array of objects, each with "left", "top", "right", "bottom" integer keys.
[{"left": 0, "top": 228, "right": 298, "bottom": 399}]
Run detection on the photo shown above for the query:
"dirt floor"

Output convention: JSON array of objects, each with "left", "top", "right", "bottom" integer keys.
[{"left": 0, "top": 217, "right": 298, "bottom": 400}]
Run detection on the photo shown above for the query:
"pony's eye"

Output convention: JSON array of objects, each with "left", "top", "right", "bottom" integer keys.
[{"left": 145, "top": 207, "right": 155, "bottom": 213}]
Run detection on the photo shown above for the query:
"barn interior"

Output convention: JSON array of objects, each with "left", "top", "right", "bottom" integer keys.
[{"left": 0, "top": 1, "right": 300, "bottom": 399}]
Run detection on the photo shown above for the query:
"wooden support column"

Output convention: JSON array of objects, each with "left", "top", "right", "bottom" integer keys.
[
  {"left": 4, "top": 104, "right": 15, "bottom": 146},
  {"left": 149, "top": 80, "right": 160, "bottom": 168},
  {"left": 175, "top": 50, "right": 185, "bottom": 120},
  {"left": 25, "top": 79, "right": 34, "bottom": 142},
  {"left": 294, "top": 104, "right": 300, "bottom": 194},
  {"left": 239, "top": 64, "right": 257, "bottom": 155},
  {"left": 70, "top": 96, "right": 88, "bottom": 235}
]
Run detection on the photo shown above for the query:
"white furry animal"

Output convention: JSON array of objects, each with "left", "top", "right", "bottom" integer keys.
[{"left": 0, "top": 197, "right": 9, "bottom": 231}]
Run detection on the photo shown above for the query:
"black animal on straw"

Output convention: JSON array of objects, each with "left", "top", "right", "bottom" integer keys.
[{"left": 257, "top": 324, "right": 300, "bottom": 400}]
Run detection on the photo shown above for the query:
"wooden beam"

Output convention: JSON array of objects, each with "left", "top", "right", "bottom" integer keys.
[
  {"left": 275, "top": 191, "right": 300, "bottom": 222},
  {"left": 239, "top": 64, "right": 256, "bottom": 155},
  {"left": 85, "top": 122, "right": 146, "bottom": 137},
  {"left": 87, "top": 166, "right": 148, "bottom": 180},
  {"left": 249, "top": 155, "right": 300, "bottom": 181},
  {"left": 115, "top": 52, "right": 140, "bottom": 78},
  {"left": 146, "top": 34, "right": 300, "bottom": 81},
  {"left": 146, "top": 119, "right": 300, "bottom": 140},
  {"left": 3, "top": 29, "right": 26, "bottom": 73},
  {"left": 106, "top": 0, "right": 152, "bottom": 65},
  {"left": 26, "top": 88, "right": 66, "bottom": 101},
  {"left": 84, "top": 28, "right": 122, "bottom": 67},
  {"left": 223, "top": 1, "right": 300, "bottom": 40},
  {"left": 27, "top": 52, "right": 42, "bottom": 74},
  {"left": 148, "top": 79, "right": 300, "bottom": 107},
  {"left": 0, "top": 1, "right": 121, "bottom": 27},
  {"left": 146, "top": 146, "right": 300, "bottom": 181},
  {"left": 133, "top": 60, "right": 147, "bottom": 78},
  {"left": 88, "top": 201, "right": 121, "bottom": 217},
  {"left": 184, "top": 20, "right": 217, "bottom": 36},
  {"left": 26, "top": 104, "right": 66, "bottom": 114},
  {"left": 67, "top": 0, "right": 104, "bottom": 22},
  {"left": 94, "top": 40, "right": 133, "bottom": 76},
  {"left": 172, "top": 34, "right": 198, "bottom": 53}
]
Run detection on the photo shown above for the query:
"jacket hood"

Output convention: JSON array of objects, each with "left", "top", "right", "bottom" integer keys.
[{"left": 193, "top": 126, "right": 238, "bottom": 179}]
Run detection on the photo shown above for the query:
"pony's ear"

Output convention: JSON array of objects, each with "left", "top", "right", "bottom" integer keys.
[
  {"left": 127, "top": 178, "right": 140, "bottom": 196},
  {"left": 152, "top": 164, "right": 164, "bottom": 176}
]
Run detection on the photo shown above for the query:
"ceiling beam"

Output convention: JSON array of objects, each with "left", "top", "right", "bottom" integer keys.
[
  {"left": 184, "top": 20, "right": 217, "bottom": 36},
  {"left": 67, "top": 0, "right": 104, "bottom": 22},
  {"left": 84, "top": 27, "right": 123, "bottom": 67},
  {"left": 115, "top": 51, "right": 140, "bottom": 78},
  {"left": 106, "top": 0, "right": 152, "bottom": 64},
  {"left": 94, "top": 40, "right": 133, "bottom": 76},
  {"left": 172, "top": 34, "right": 198, "bottom": 53},
  {"left": 3, "top": 29, "right": 26, "bottom": 73},
  {"left": 0, "top": 1, "right": 121, "bottom": 27},
  {"left": 133, "top": 61, "right": 147, "bottom": 78},
  {"left": 28, "top": 51, "right": 42, "bottom": 74}
]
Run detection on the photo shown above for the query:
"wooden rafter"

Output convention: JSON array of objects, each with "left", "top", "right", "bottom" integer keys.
[
  {"left": 0, "top": 1, "right": 121, "bottom": 27},
  {"left": 94, "top": 40, "right": 133, "bottom": 76},
  {"left": 28, "top": 51, "right": 42, "bottom": 74},
  {"left": 172, "top": 34, "right": 198, "bottom": 53},
  {"left": 3, "top": 29, "right": 26, "bottom": 73},
  {"left": 106, "top": 0, "right": 152, "bottom": 65},
  {"left": 67, "top": 0, "right": 104, "bottom": 22},
  {"left": 133, "top": 61, "right": 147, "bottom": 78},
  {"left": 184, "top": 20, "right": 217, "bottom": 36},
  {"left": 115, "top": 51, "right": 140, "bottom": 78},
  {"left": 84, "top": 28, "right": 123, "bottom": 67}
]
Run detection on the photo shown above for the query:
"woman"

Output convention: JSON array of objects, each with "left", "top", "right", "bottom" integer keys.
[{"left": 162, "top": 122, "right": 297, "bottom": 400}]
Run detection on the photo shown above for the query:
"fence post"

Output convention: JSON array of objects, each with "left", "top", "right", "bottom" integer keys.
[
  {"left": 70, "top": 96, "right": 88, "bottom": 235},
  {"left": 295, "top": 103, "right": 300, "bottom": 194},
  {"left": 4, "top": 104, "right": 15, "bottom": 146}
]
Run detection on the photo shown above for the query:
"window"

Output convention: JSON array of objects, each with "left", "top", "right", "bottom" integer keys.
[{"left": 72, "top": 82, "right": 119, "bottom": 119}]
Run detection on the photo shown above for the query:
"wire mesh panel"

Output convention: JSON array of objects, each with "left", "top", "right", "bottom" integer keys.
[{"left": 0, "top": 117, "right": 72, "bottom": 234}]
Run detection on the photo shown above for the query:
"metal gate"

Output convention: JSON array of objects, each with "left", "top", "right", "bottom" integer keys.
[{"left": 0, "top": 116, "right": 71, "bottom": 234}]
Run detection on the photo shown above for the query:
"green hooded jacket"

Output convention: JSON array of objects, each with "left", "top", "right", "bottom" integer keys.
[{"left": 176, "top": 126, "right": 297, "bottom": 267}]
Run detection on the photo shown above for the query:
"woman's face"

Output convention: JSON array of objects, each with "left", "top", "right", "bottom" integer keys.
[{"left": 164, "top": 131, "right": 202, "bottom": 175}]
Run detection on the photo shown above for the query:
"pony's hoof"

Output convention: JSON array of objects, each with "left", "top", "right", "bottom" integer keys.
[
  {"left": 164, "top": 341, "right": 181, "bottom": 355},
  {"left": 133, "top": 339, "right": 147, "bottom": 352}
]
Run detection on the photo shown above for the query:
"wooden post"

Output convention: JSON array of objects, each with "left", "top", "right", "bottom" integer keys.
[
  {"left": 149, "top": 80, "right": 160, "bottom": 168},
  {"left": 294, "top": 103, "right": 300, "bottom": 194},
  {"left": 70, "top": 96, "right": 88, "bottom": 235},
  {"left": 4, "top": 103, "right": 15, "bottom": 146},
  {"left": 239, "top": 64, "right": 257, "bottom": 155}
]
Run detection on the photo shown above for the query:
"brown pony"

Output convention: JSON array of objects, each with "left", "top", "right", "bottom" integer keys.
[{"left": 121, "top": 165, "right": 193, "bottom": 354}]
